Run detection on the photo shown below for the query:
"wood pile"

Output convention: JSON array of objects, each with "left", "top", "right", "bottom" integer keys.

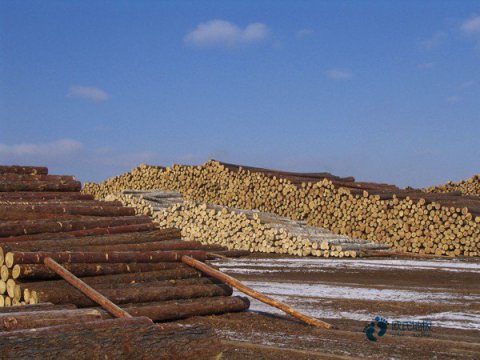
[
  {"left": 83, "top": 160, "right": 480, "bottom": 257},
  {"left": 110, "top": 190, "right": 390, "bottom": 258},
  {"left": 424, "top": 174, "right": 480, "bottom": 196},
  {"left": 0, "top": 165, "right": 249, "bottom": 323}
]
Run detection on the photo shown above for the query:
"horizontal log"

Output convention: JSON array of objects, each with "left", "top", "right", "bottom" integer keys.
[
  {"left": 0, "top": 317, "right": 221, "bottom": 359},
  {"left": 0, "top": 215, "right": 153, "bottom": 237},
  {"left": 0, "top": 303, "right": 77, "bottom": 313},
  {"left": 116, "top": 295, "right": 249, "bottom": 321},
  {"left": 12, "top": 261, "right": 187, "bottom": 280},
  {"left": 0, "top": 204, "right": 135, "bottom": 217},
  {"left": 0, "top": 174, "right": 75, "bottom": 182},
  {"left": 0, "top": 308, "right": 103, "bottom": 331},
  {"left": 0, "top": 165, "right": 48, "bottom": 175},
  {"left": 0, "top": 212, "right": 86, "bottom": 221},
  {"left": 0, "top": 191, "right": 93, "bottom": 201},
  {"left": 1, "top": 229, "right": 180, "bottom": 251},
  {"left": 0, "top": 180, "right": 81, "bottom": 192},
  {"left": 0, "top": 222, "right": 157, "bottom": 242},
  {"left": 5, "top": 250, "right": 208, "bottom": 267},
  {"left": 32, "top": 283, "right": 233, "bottom": 307}
]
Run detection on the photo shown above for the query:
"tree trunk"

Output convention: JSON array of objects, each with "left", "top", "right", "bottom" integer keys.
[
  {"left": 0, "top": 191, "right": 93, "bottom": 201},
  {"left": 0, "top": 317, "right": 222, "bottom": 360},
  {"left": 0, "top": 165, "right": 48, "bottom": 175}
]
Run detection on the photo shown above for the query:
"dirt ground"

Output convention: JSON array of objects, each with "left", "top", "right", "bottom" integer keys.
[{"left": 179, "top": 255, "right": 480, "bottom": 359}]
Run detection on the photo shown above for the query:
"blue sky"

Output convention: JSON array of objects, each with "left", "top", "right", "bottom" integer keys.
[{"left": 1, "top": 1, "right": 479, "bottom": 187}]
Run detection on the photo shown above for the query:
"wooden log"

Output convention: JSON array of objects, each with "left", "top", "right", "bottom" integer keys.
[
  {"left": 44, "top": 257, "right": 132, "bottom": 318},
  {"left": 12, "top": 262, "right": 187, "bottom": 280},
  {"left": 5, "top": 250, "right": 208, "bottom": 268},
  {"left": 0, "top": 191, "right": 92, "bottom": 201},
  {"left": 0, "top": 317, "right": 221, "bottom": 360},
  {"left": 182, "top": 256, "right": 332, "bottom": 329},
  {"left": 0, "top": 204, "right": 136, "bottom": 217},
  {"left": 0, "top": 165, "right": 48, "bottom": 175},
  {"left": 0, "top": 303, "right": 77, "bottom": 314},
  {"left": 0, "top": 174, "right": 76, "bottom": 182},
  {"left": 31, "top": 282, "right": 233, "bottom": 307},
  {"left": 0, "top": 215, "right": 153, "bottom": 237},
  {"left": 0, "top": 222, "right": 158, "bottom": 242},
  {"left": 0, "top": 180, "right": 81, "bottom": 192},
  {"left": 111, "top": 296, "right": 250, "bottom": 321},
  {"left": 0, "top": 308, "right": 103, "bottom": 331}
]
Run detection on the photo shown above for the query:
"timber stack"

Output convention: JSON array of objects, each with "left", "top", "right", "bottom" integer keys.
[
  {"left": 109, "top": 190, "right": 390, "bottom": 258},
  {"left": 424, "top": 174, "right": 480, "bottom": 196},
  {"left": 0, "top": 164, "right": 250, "bottom": 324},
  {"left": 83, "top": 160, "right": 480, "bottom": 257}
]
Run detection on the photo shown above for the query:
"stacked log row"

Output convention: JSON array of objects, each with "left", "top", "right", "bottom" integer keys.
[
  {"left": 424, "top": 174, "right": 480, "bottom": 196},
  {"left": 110, "top": 191, "right": 389, "bottom": 258},
  {"left": 83, "top": 161, "right": 480, "bottom": 257},
  {"left": 0, "top": 165, "right": 249, "bottom": 324}
]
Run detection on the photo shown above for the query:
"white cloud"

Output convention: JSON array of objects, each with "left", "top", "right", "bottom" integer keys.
[
  {"left": 461, "top": 16, "right": 480, "bottom": 34},
  {"left": 418, "top": 31, "right": 447, "bottom": 50},
  {"left": 184, "top": 19, "right": 270, "bottom": 47},
  {"left": 417, "top": 62, "right": 434, "bottom": 70},
  {"left": 295, "top": 29, "right": 313, "bottom": 38},
  {"left": 67, "top": 86, "right": 110, "bottom": 102},
  {"left": 326, "top": 68, "right": 353, "bottom": 81},
  {"left": 0, "top": 139, "right": 84, "bottom": 161},
  {"left": 446, "top": 95, "right": 460, "bottom": 103}
]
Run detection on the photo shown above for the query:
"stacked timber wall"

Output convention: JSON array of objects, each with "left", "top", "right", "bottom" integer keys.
[{"left": 83, "top": 161, "right": 480, "bottom": 257}]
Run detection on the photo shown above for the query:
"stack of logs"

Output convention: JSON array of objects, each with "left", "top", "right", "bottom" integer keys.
[
  {"left": 83, "top": 160, "right": 480, "bottom": 257},
  {"left": 425, "top": 174, "right": 480, "bottom": 196},
  {"left": 0, "top": 165, "right": 249, "bottom": 324},
  {"left": 109, "top": 191, "right": 390, "bottom": 258}
]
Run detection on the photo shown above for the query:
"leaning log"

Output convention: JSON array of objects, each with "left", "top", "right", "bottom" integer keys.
[
  {"left": 5, "top": 250, "right": 208, "bottom": 267},
  {"left": 0, "top": 308, "right": 103, "bottom": 331},
  {"left": 0, "top": 317, "right": 221, "bottom": 360}
]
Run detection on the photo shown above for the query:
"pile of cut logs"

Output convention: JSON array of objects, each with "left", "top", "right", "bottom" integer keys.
[
  {"left": 83, "top": 160, "right": 480, "bottom": 257},
  {"left": 425, "top": 174, "right": 480, "bottom": 196},
  {"left": 110, "top": 191, "right": 390, "bottom": 258},
  {"left": 0, "top": 165, "right": 249, "bottom": 319}
]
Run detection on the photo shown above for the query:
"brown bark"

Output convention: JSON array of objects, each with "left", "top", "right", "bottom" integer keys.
[
  {"left": 112, "top": 295, "right": 249, "bottom": 321},
  {"left": 44, "top": 257, "right": 132, "bottom": 318},
  {"left": 0, "top": 191, "right": 93, "bottom": 201},
  {"left": 2, "top": 229, "right": 179, "bottom": 250},
  {"left": 0, "top": 215, "right": 153, "bottom": 237},
  {"left": 0, "top": 165, "right": 48, "bottom": 175},
  {"left": 0, "top": 303, "right": 77, "bottom": 313},
  {"left": 0, "top": 204, "right": 135, "bottom": 217},
  {"left": 0, "top": 222, "right": 157, "bottom": 242},
  {"left": 0, "top": 308, "right": 103, "bottom": 331},
  {"left": 0, "top": 317, "right": 221, "bottom": 360},
  {"left": 12, "top": 261, "right": 186, "bottom": 280},
  {"left": 0, "top": 180, "right": 81, "bottom": 192},
  {"left": 5, "top": 249, "right": 208, "bottom": 267},
  {"left": 0, "top": 174, "right": 76, "bottom": 182},
  {"left": 32, "top": 283, "right": 233, "bottom": 307}
]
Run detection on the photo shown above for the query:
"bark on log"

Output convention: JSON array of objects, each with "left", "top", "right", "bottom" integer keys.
[
  {"left": 0, "top": 166, "right": 48, "bottom": 175},
  {"left": 0, "top": 215, "right": 153, "bottom": 237},
  {"left": 0, "top": 308, "right": 103, "bottom": 331},
  {"left": 0, "top": 191, "right": 92, "bottom": 201},
  {"left": 0, "top": 222, "right": 157, "bottom": 242},
  {"left": 32, "top": 283, "right": 233, "bottom": 307},
  {"left": 0, "top": 204, "right": 135, "bottom": 217},
  {"left": 5, "top": 250, "right": 208, "bottom": 267},
  {"left": 0, "top": 303, "right": 77, "bottom": 313},
  {"left": 0, "top": 174, "right": 75, "bottom": 182},
  {"left": 0, "top": 317, "right": 221, "bottom": 360},
  {"left": 0, "top": 180, "right": 81, "bottom": 192},
  {"left": 120, "top": 296, "right": 249, "bottom": 321},
  {"left": 12, "top": 262, "right": 187, "bottom": 280},
  {"left": 44, "top": 257, "right": 132, "bottom": 318}
]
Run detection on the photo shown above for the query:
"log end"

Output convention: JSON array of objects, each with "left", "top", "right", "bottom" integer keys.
[{"left": 5, "top": 252, "right": 14, "bottom": 269}]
